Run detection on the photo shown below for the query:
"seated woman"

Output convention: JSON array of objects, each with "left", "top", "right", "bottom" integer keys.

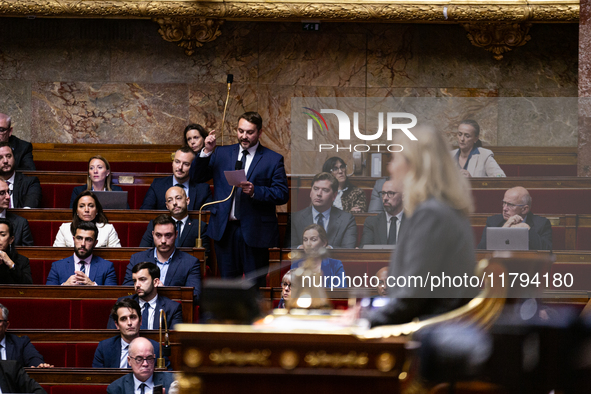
[
  {"left": 277, "top": 269, "right": 293, "bottom": 309},
  {"left": 55, "top": 190, "right": 121, "bottom": 247},
  {"left": 291, "top": 224, "right": 346, "bottom": 288},
  {"left": 69, "top": 155, "right": 124, "bottom": 208},
  {"left": 0, "top": 218, "right": 32, "bottom": 284},
  {"left": 183, "top": 124, "right": 208, "bottom": 154},
  {"left": 451, "top": 119, "right": 505, "bottom": 177},
  {"left": 322, "top": 157, "right": 366, "bottom": 213}
]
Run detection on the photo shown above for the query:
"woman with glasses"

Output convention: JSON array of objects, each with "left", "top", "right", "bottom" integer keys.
[
  {"left": 321, "top": 157, "right": 366, "bottom": 213},
  {"left": 277, "top": 269, "right": 293, "bottom": 308},
  {"left": 368, "top": 126, "right": 477, "bottom": 327},
  {"left": 69, "top": 155, "right": 126, "bottom": 208},
  {"left": 451, "top": 119, "right": 505, "bottom": 178},
  {"left": 0, "top": 218, "right": 32, "bottom": 284},
  {"left": 54, "top": 190, "right": 121, "bottom": 247}
]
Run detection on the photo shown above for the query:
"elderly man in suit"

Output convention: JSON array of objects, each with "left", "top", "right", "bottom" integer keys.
[
  {"left": 0, "top": 179, "right": 33, "bottom": 246},
  {"left": 0, "top": 113, "right": 35, "bottom": 171},
  {"left": 191, "top": 112, "right": 289, "bottom": 288},
  {"left": 141, "top": 146, "right": 211, "bottom": 210},
  {"left": 46, "top": 221, "right": 118, "bottom": 285},
  {"left": 0, "top": 304, "right": 52, "bottom": 368},
  {"left": 289, "top": 172, "right": 357, "bottom": 249},
  {"left": 107, "top": 337, "right": 173, "bottom": 394},
  {"left": 94, "top": 299, "right": 169, "bottom": 369},
  {"left": 124, "top": 214, "right": 201, "bottom": 302},
  {"left": 359, "top": 180, "right": 404, "bottom": 247},
  {"left": 108, "top": 262, "right": 183, "bottom": 330},
  {"left": 0, "top": 142, "right": 41, "bottom": 208}
]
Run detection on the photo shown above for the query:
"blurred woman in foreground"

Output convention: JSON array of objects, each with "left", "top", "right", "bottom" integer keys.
[{"left": 369, "top": 126, "right": 476, "bottom": 326}]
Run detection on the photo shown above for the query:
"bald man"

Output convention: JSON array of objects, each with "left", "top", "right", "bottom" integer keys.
[
  {"left": 375, "top": 267, "right": 388, "bottom": 296},
  {"left": 477, "top": 186, "right": 552, "bottom": 250},
  {"left": 359, "top": 180, "right": 404, "bottom": 247},
  {"left": 0, "top": 113, "right": 35, "bottom": 171}
]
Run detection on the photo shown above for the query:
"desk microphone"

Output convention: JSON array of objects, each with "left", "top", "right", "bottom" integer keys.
[{"left": 235, "top": 160, "right": 242, "bottom": 171}]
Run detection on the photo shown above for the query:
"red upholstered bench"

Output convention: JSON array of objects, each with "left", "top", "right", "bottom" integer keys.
[
  {"left": 49, "top": 385, "right": 110, "bottom": 394},
  {"left": 33, "top": 343, "right": 73, "bottom": 367},
  {"left": 75, "top": 343, "right": 99, "bottom": 368},
  {"left": 36, "top": 161, "right": 172, "bottom": 173}
]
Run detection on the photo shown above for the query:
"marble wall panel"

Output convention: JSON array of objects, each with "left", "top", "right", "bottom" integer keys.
[
  {"left": 0, "top": 80, "right": 31, "bottom": 141},
  {"left": 31, "top": 82, "right": 189, "bottom": 143}
]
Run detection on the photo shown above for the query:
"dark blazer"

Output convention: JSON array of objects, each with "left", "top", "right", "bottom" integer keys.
[
  {"left": 191, "top": 143, "right": 289, "bottom": 248},
  {"left": 0, "top": 360, "right": 46, "bottom": 394},
  {"left": 359, "top": 212, "right": 405, "bottom": 248},
  {"left": 12, "top": 172, "right": 42, "bottom": 208},
  {"left": 45, "top": 255, "right": 118, "bottom": 285},
  {"left": 3, "top": 332, "right": 45, "bottom": 367},
  {"left": 140, "top": 176, "right": 211, "bottom": 211},
  {"left": 107, "top": 371, "right": 173, "bottom": 394},
  {"left": 69, "top": 184, "right": 124, "bottom": 208},
  {"left": 289, "top": 206, "right": 357, "bottom": 248},
  {"left": 0, "top": 252, "right": 32, "bottom": 284},
  {"left": 140, "top": 217, "right": 209, "bottom": 254},
  {"left": 107, "top": 294, "right": 183, "bottom": 330},
  {"left": 477, "top": 212, "right": 552, "bottom": 250},
  {"left": 123, "top": 248, "right": 201, "bottom": 302},
  {"left": 93, "top": 335, "right": 170, "bottom": 369},
  {"left": 7, "top": 211, "right": 34, "bottom": 246},
  {"left": 9, "top": 135, "right": 35, "bottom": 171}
]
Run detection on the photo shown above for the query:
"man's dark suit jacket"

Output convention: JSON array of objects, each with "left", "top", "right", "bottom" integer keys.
[
  {"left": 107, "top": 371, "right": 173, "bottom": 394},
  {"left": 140, "top": 175, "right": 211, "bottom": 210},
  {"left": 477, "top": 211, "right": 552, "bottom": 250},
  {"left": 191, "top": 143, "right": 289, "bottom": 248},
  {"left": 140, "top": 217, "right": 209, "bottom": 254},
  {"left": 46, "top": 255, "right": 118, "bottom": 285},
  {"left": 9, "top": 136, "right": 35, "bottom": 171},
  {"left": 69, "top": 184, "right": 124, "bottom": 208},
  {"left": 2, "top": 332, "right": 44, "bottom": 367},
  {"left": 0, "top": 253, "right": 32, "bottom": 284},
  {"left": 107, "top": 294, "right": 183, "bottom": 330},
  {"left": 0, "top": 360, "right": 46, "bottom": 394},
  {"left": 6, "top": 211, "right": 34, "bottom": 246},
  {"left": 11, "top": 172, "right": 42, "bottom": 208},
  {"left": 123, "top": 248, "right": 201, "bottom": 302},
  {"left": 92, "top": 335, "right": 170, "bottom": 369},
  {"left": 359, "top": 212, "right": 405, "bottom": 248},
  {"left": 289, "top": 206, "right": 357, "bottom": 248}
]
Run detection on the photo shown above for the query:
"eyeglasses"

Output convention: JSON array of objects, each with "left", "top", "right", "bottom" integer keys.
[
  {"left": 281, "top": 282, "right": 291, "bottom": 289},
  {"left": 330, "top": 165, "right": 347, "bottom": 173},
  {"left": 0, "top": 190, "right": 13, "bottom": 197},
  {"left": 130, "top": 356, "right": 155, "bottom": 364},
  {"left": 0, "top": 128, "right": 10, "bottom": 134},
  {"left": 502, "top": 201, "right": 526, "bottom": 209},
  {"left": 378, "top": 191, "right": 399, "bottom": 198}
]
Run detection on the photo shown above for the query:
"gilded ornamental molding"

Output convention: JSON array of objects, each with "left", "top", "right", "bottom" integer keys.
[
  {"left": 463, "top": 22, "right": 532, "bottom": 60},
  {"left": 155, "top": 17, "right": 223, "bottom": 56}
]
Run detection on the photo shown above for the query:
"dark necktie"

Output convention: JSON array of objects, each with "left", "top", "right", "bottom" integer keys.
[
  {"left": 80, "top": 261, "right": 86, "bottom": 274},
  {"left": 234, "top": 150, "right": 249, "bottom": 219},
  {"left": 175, "top": 219, "right": 182, "bottom": 247},
  {"left": 139, "top": 382, "right": 147, "bottom": 394},
  {"left": 317, "top": 213, "right": 325, "bottom": 230},
  {"left": 388, "top": 217, "right": 398, "bottom": 244},
  {"left": 141, "top": 303, "right": 150, "bottom": 329}
]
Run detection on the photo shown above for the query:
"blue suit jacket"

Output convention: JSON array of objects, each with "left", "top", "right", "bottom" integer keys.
[
  {"left": 45, "top": 255, "right": 118, "bottom": 285},
  {"left": 3, "top": 332, "right": 44, "bottom": 367},
  {"left": 191, "top": 144, "right": 289, "bottom": 248},
  {"left": 140, "top": 217, "right": 209, "bottom": 254},
  {"left": 140, "top": 175, "right": 212, "bottom": 210},
  {"left": 93, "top": 335, "right": 170, "bottom": 369},
  {"left": 69, "top": 184, "right": 124, "bottom": 208},
  {"left": 107, "top": 294, "right": 183, "bottom": 330},
  {"left": 107, "top": 371, "right": 173, "bottom": 394},
  {"left": 123, "top": 248, "right": 201, "bottom": 302}
]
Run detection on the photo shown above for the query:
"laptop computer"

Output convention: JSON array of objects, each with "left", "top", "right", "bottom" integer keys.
[
  {"left": 93, "top": 191, "right": 128, "bottom": 209},
  {"left": 486, "top": 227, "right": 529, "bottom": 250}
]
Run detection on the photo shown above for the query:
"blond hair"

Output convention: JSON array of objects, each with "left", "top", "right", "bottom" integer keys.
[{"left": 393, "top": 126, "right": 473, "bottom": 217}]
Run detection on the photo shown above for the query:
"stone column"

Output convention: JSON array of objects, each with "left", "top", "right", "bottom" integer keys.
[{"left": 580, "top": 0, "right": 591, "bottom": 176}]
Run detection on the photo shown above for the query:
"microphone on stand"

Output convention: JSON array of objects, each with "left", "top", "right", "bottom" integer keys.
[
  {"left": 235, "top": 159, "right": 242, "bottom": 171},
  {"left": 221, "top": 74, "right": 233, "bottom": 146},
  {"left": 156, "top": 309, "right": 170, "bottom": 369}
]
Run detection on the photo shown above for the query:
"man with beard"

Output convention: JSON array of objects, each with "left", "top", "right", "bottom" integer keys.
[
  {"left": 0, "top": 179, "right": 33, "bottom": 246},
  {"left": 0, "top": 113, "right": 35, "bottom": 171},
  {"left": 46, "top": 221, "right": 117, "bottom": 285},
  {"left": 359, "top": 180, "right": 404, "bottom": 247},
  {"left": 0, "top": 142, "right": 41, "bottom": 208}
]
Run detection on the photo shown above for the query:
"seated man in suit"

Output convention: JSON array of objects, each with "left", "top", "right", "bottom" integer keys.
[
  {"left": 0, "top": 142, "right": 41, "bottom": 208},
  {"left": 477, "top": 186, "right": 552, "bottom": 250},
  {"left": 0, "top": 113, "right": 35, "bottom": 171},
  {"left": 108, "top": 262, "right": 183, "bottom": 330},
  {"left": 0, "top": 361, "right": 46, "bottom": 394},
  {"left": 46, "top": 221, "right": 118, "bottom": 285},
  {"left": 0, "top": 303, "right": 52, "bottom": 368},
  {"left": 140, "top": 185, "right": 209, "bottom": 254},
  {"left": 359, "top": 180, "right": 404, "bottom": 247},
  {"left": 94, "top": 298, "right": 170, "bottom": 369},
  {"left": 141, "top": 146, "right": 211, "bottom": 210},
  {"left": 0, "top": 179, "right": 33, "bottom": 246},
  {"left": 289, "top": 172, "right": 357, "bottom": 248},
  {"left": 124, "top": 215, "right": 201, "bottom": 303},
  {"left": 107, "top": 337, "right": 173, "bottom": 394}
]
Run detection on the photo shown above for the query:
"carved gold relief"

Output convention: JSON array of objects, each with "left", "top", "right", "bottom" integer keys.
[
  {"left": 209, "top": 348, "right": 271, "bottom": 366},
  {"left": 304, "top": 351, "right": 368, "bottom": 368},
  {"left": 279, "top": 350, "right": 299, "bottom": 370},
  {"left": 462, "top": 22, "right": 532, "bottom": 60},
  {"left": 155, "top": 17, "right": 223, "bottom": 56}
]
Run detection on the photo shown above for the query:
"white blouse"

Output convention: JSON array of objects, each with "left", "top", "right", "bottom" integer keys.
[{"left": 53, "top": 222, "right": 122, "bottom": 247}]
